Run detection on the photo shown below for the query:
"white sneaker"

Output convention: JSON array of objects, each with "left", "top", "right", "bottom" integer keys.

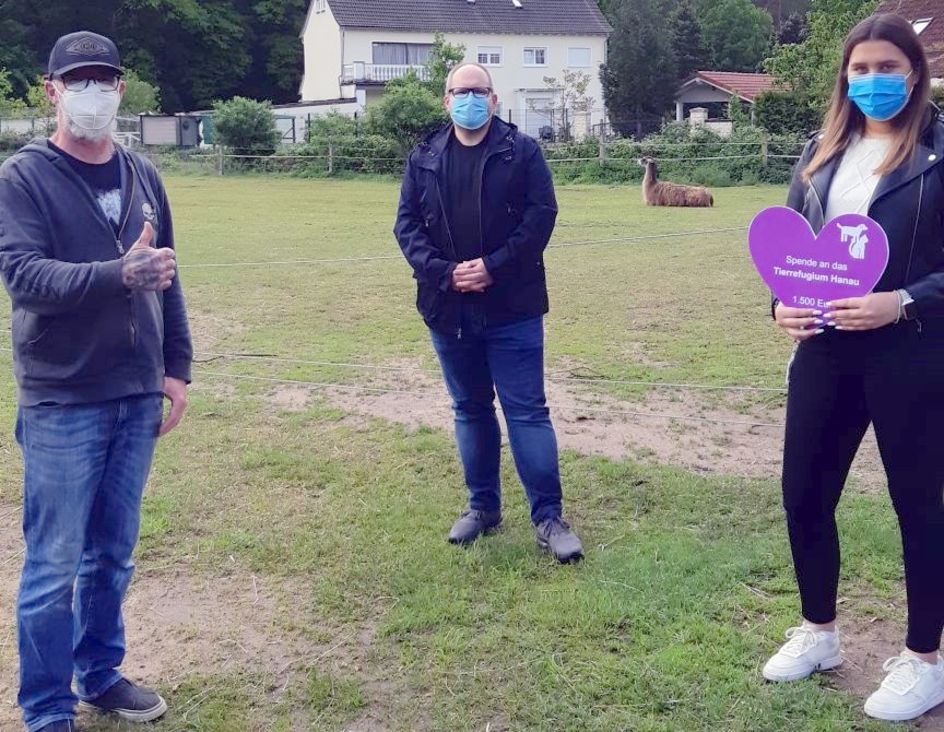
[
  {"left": 762, "top": 625, "right": 843, "bottom": 682},
  {"left": 864, "top": 654, "right": 944, "bottom": 722}
]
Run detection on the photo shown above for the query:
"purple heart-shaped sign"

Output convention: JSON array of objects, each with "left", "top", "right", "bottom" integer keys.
[{"left": 748, "top": 206, "right": 890, "bottom": 310}]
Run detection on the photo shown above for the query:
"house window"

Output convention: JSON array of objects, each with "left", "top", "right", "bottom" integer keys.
[
  {"left": 477, "top": 46, "right": 503, "bottom": 66},
  {"left": 314, "top": 0, "right": 326, "bottom": 12},
  {"left": 913, "top": 17, "right": 933, "bottom": 34},
  {"left": 372, "top": 42, "right": 433, "bottom": 65},
  {"left": 568, "top": 47, "right": 592, "bottom": 68},
  {"left": 523, "top": 47, "right": 547, "bottom": 66}
]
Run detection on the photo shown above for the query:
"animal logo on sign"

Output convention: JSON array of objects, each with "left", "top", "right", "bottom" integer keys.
[
  {"left": 837, "top": 223, "right": 869, "bottom": 260},
  {"left": 747, "top": 207, "right": 890, "bottom": 308}
]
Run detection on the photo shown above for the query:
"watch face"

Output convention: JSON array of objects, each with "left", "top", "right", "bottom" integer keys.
[{"left": 905, "top": 301, "right": 918, "bottom": 320}]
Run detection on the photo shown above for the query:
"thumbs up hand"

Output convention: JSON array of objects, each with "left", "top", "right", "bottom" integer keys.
[
  {"left": 121, "top": 223, "right": 177, "bottom": 291},
  {"left": 128, "top": 221, "right": 155, "bottom": 251}
]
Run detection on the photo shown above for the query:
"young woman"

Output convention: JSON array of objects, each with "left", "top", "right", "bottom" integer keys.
[{"left": 763, "top": 13, "right": 944, "bottom": 722}]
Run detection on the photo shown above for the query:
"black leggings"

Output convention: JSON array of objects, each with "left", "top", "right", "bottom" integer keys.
[{"left": 782, "top": 321, "right": 944, "bottom": 653}]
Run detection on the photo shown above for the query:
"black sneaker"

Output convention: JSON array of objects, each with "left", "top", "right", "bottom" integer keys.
[
  {"left": 80, "top": 678, "right": 168, "bottom": 723},
  {"left": 39, "top": 722, "right": 76, "bottom": 732},
  {"left": 448, "top": 509, "right": 502, "bottom": 545},
  {"left": 535, "top": 517, "right": 584, "bottom": 563}
]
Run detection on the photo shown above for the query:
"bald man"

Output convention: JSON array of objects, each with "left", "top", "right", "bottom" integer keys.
[{"left": 394, "top": 62, "right": 583, "bottom": 563}]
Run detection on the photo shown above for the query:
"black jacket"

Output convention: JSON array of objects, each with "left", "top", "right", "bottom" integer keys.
[
  {"left": 394, "top": 118, "right": 558, "bottom": 334},
  {"left": 784, "top": 106, "right": 944, "bottom": 319},
  {"left": 0, "top": 140, "right": 192, "bottom": 406}
]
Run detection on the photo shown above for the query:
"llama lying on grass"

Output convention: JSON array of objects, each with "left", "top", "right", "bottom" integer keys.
[{"left": 639, "top": 156, "right": 714, "bottom": 207}]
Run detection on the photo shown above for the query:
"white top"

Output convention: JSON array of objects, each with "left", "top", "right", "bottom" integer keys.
[{"left": 824, "top": 135, "right": 892, "bottom": 219}]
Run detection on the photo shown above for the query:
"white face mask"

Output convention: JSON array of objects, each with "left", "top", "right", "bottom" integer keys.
[{"left": 57, "top": 83, "right": 121, "bottom": 140}]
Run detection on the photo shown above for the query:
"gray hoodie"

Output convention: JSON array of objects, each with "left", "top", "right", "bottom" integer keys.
[{"left": 0, "top": 140, "right": 192, "bottom": 406}]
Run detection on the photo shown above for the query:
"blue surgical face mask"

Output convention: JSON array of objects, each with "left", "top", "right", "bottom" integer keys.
[
  {"left": 450, "top": 94, "right": 491, "bottom": 131},
  {"left": 847, "top": 71, "right": 913, "bottom": 122}
]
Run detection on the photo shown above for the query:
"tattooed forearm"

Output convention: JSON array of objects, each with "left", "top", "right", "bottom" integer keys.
[{"left": 121, "top": 249, "right": 174, "bottom": 291}]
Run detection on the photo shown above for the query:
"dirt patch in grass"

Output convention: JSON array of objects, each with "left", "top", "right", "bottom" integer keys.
[
  {"left": 0, "top": 507, "right": 394, "bottom": 730},
  {"left": 833, "top": 617, "right": 944, "bottom": 730},
  {"left": 269, "top": 385, "right": 313, "bottom": 412},
  {"left": 306, "top": 358, "right": 885, "bottom": 489}
]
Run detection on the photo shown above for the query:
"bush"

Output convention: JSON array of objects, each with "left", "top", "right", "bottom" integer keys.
[
  {"left": 754, "top": 90, "right": 822, "bottom": 137},
  {"left": 307, "top": 111, "right": 359, "bottom": 139},
  {"left": 932, "top": 84, "right": 944, "bottom": 108},
  {"left": 120, "top": 70, "right": 161, "bottom": 115},
  {"left": 538, "top": 122, "right": 802, "bottom": 187},
  {"left": 0, "top": 130, "right": 29, "bottom": 153},
  {"left": 212, "top": 96, "right": 280, "bottom": 155},
  {"left": 365, "top": 73, "right": 447, "bottom": 153},
  {"left": 688, "top": 164, "right": 733, "bottom": 187},
  {"left": 299, "top": 134, "right": 402, "bottom": 176}
]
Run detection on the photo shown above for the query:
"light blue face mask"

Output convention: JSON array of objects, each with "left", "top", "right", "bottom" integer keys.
[
  {"left": 450, "top": 94, "right": 491, "bottom": 131},
  {"left": 847, "top": 71, "right": 913, "bottom": 122}
]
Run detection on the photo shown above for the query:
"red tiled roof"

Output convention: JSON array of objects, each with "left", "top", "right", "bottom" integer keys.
[
  {"left": 876, "top": 0, "right": 944, "bottom": 77},
  {"left": 692, "top": 71, "right": 777, "bottom": 102}
]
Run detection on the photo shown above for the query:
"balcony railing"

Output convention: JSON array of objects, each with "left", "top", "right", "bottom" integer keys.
[{"left": 341, "top": 63, "right": 431, "bottom": 84}]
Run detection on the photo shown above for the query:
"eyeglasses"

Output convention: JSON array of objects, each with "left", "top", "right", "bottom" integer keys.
[
  {"left": 60, "top": 76, "right": 120, "bottom": 92},
  {"left": 448, "top": 87, "right": 492, "bottom": 99}
]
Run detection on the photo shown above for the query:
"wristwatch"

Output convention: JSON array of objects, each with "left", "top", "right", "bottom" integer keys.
[{"left": 898, "top": 289, "right": 917, "bottom": 321}]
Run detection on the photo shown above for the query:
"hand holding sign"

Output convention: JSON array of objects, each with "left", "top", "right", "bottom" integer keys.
[{"left": 748, "top": 207, "right": 890, "bottom": 314}]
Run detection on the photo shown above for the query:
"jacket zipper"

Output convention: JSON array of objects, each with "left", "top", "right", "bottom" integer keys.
[
  {"left": 906, "top": 174, "right": 925, "bottom": 333},
  {"left": 431, "top": 172, "right": 462, "bottom": 338},
  {"left": 473, "top": 139, "right": 513, "bottom": 336},
  {"left": 117, "top": 159, "right": 139, "bottom": 348}
]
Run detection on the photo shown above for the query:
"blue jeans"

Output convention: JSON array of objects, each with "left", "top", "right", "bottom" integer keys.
[
  {"left": 15, "top": 394, "right": 163, "bottom": 732},
  {"left": 430, "top": 315, "right": 563, "bottom": 524}
]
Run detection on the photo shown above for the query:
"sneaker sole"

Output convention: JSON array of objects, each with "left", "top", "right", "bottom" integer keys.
[
  {"left": 536, "top": 538, "right": 584, "bottom": 564},
  {"left": 864, "top": 686, "right": 944, "bottom": 722},
  {"left": 762, "top": 653, "right": 844, "bottom": 682},
  {"left": 448, "top": 522, "right": 502, "bottom": 545},
  {"left": 79, "top": 697, "right": 168, "bottom": 723}
]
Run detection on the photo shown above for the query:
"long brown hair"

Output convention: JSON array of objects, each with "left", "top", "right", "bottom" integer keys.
[{"left": 803, "top": 13, "right": 931, "bottom": 183}]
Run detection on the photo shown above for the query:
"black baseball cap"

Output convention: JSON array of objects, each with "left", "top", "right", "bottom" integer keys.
[{"left": 47, "top": 31, "right": 123, "bottom": 78}]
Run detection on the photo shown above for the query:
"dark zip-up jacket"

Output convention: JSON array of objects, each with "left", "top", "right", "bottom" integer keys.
[
  {"left": 782, "top": 105, "right": 944, "bottom": 320},
  {"left": 0, "top": 140, "right": 192, "bottom": 406},
  {"left": 394, "top": 118, "right": 558, "bottom": 334}
]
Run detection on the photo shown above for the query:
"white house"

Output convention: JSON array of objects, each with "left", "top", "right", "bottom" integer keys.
[{"left": 299, "top": 0, "right": 611, "bottom": 139}]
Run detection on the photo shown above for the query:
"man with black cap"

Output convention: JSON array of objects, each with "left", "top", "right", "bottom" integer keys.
[{"left": 0, "top": 31, "right": 191, "bottom": 732}]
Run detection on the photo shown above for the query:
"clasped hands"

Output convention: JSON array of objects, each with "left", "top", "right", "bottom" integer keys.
[{"left": 451, "top": 258, "right": 494, "bottom": 293}]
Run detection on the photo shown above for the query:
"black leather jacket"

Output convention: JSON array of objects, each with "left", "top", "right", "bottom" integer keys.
[{"left": 781, "top": 105, "right": 944, "bottom": 320}]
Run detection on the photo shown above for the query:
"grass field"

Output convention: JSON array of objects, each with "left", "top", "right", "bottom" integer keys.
[{"left": 0, "top": 176, "right": 932, "bottom": 731}]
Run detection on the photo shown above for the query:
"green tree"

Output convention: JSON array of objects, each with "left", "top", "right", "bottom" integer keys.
[
  {"left": 753, "top": 0, "right": 811, "bottom": 29},
  {"left": 424, "top": 33, "right": 466, "bottom": 96},
  {"left": 599, "top": 0, "right": 678, "bottom": 138},
  {"left": 0, "top": 68, "right": 27, "bottom": 116},
  {"left": 243, "top": 0, "right": 308, "bottom": 100},
  {"left": 671, "top": 0, "right": 708, "bottom": 81},
  {"left": 212, "top": 96, "right": 279, "bottom": 154},
  {"left": 700, "top": 0, "right": 775, "bottom": 71},
  {"left": 764, "top": 0, "right": 878, "bottom": 113},
  {"left": 119, "top": 69, "right": 161, "bottom": 114},
  {"left": 365, "top": 73, "right": 447, "bottom": 152},
  {"left": 754, "top": 89, "right": 822, "bottom": 135},
  {"left": 778, "top": 12, "right": 809, "bottom": 44}
]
